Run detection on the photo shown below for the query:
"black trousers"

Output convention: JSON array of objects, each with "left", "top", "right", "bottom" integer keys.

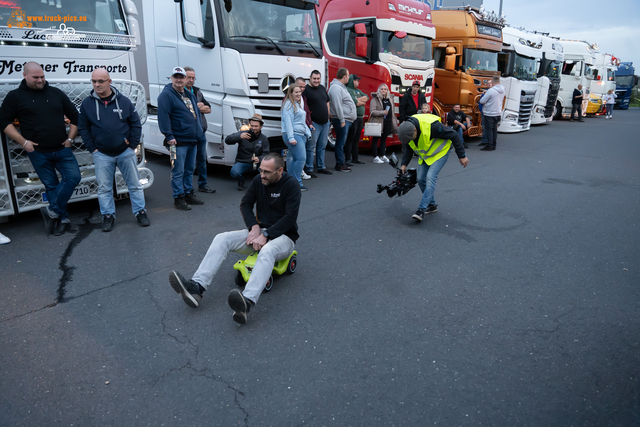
[
  {"left": 483, "top": 115, "right": 500, "bottom": 149},
  {"left": 570, "top": 104, "right": 583, "bottom": 120},
  {"left": 345, "top": 117, "right": 363, "bottom": 163}
]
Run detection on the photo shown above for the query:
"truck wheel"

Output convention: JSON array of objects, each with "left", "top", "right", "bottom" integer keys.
[
  {"left": 327, "top": 124, "right": 336, "bottom": 151},
  {"left": 553, "top": 101, "right": 562, "bottom": 120},
  {"left": 286, "top": 256, "right": 297, "bottom": 274},
  {"left": 235, "top": 270, "right": 246, "bottom": 287},
  {"left": 263, "top": 275, "right": 274, "bottom": 292}
]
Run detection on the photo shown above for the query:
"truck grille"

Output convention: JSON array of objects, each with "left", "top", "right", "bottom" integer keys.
[
  {"left": 545, "top": 81, "right": 560, "bottom": 118},
  {"left": 247, "top": 75, "right": 289, "bottom": 130},
  {"left": 519, "top": 90, "right": 536, "bottom": 126}
]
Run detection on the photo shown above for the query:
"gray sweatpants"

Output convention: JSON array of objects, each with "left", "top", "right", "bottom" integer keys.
[{"left": 192, "top": 229, "right": 295, "bottom": 304}]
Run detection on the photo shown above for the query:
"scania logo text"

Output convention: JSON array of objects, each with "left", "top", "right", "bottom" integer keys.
[
  {"left": 398, "top": 4, "right": 424, "bottom": 15},
  {"left": 405, "top": 74, "right": 423, "bottom": 81}
]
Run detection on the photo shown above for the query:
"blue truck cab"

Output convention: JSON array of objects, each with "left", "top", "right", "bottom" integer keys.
[{"left": 615, "top": 62, "right": 638, "bottom": 109}]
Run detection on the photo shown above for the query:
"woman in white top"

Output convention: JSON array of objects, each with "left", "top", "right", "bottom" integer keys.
[{"left": 602, "top": 89, "right": 617, "bottom": 119}]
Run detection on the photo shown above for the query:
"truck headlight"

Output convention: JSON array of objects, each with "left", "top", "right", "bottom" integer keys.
[
  {"left": 505, "top": 114, "right": 518, "bottom": 121},
  {"left": 589, "top": 98, "right": 600, "bottom": 104},
  {"left": 234, "top": 118, "right": 249, "bottom": 131}
]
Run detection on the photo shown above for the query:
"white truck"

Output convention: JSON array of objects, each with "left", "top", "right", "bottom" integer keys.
[
  {"left": 531, "top": 34, "right": 563, "bottom": 124},
  {"left": 0, "top": 0, "right": 153, "bottom": 219},
  {"left": 556, "top": 39, "right": 596, "bottom": 118},
  {"left": 137, "top": 0, "right": 325, "bottom": 165},
  {"left": 589, "top": 52, "right": 617, "bottom": 102},
  {"left": 497, "top": 26, "right": 541, "bottom": 133}
]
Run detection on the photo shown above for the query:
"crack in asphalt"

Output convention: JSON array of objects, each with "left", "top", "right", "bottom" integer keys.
[
  {"left": 146, "top": 288, "right": 249, "bottom": 425},
  {"left": 515, "top": 305, "right": 577, "bottom": 335}
]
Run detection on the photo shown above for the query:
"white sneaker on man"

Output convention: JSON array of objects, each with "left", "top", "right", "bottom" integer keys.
[
  {"left": 0, "top": 232, "right": 10, "bottom": 245},
  {"left": 301, "top": 170, "right": 311, "bottom": 180},
  {"left": 381, "top": 155, "right": 390, "bottom": 163},
  {"left": 373, "top": 156, "right": 384, "bottom": 164}
]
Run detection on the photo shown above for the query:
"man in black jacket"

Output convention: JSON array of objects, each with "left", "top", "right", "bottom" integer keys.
[
  {"left": 169, "top": 153, "right": 300, "bottom": 324},
  {"left": 399, "top": 81, "right": 426, "bottom": 123},
  {"left": 225, "top": 114, "right": 270, "bottom": 191},
  {"left": 78, "top": 68, "right": 149, "bottom": 232},
  {"left": 570, "top": 84, "right": 585, "bottom": 122},
  {"left": 0, "top": 62, "right": 81, "bottom": 236},
  {"left": 184, "top": 66, "right": 216, "bottom": 194}
]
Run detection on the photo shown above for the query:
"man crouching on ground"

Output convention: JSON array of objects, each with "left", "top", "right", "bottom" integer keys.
[{"left": 169, "top": 153, "right": 301, "bottom": 324}]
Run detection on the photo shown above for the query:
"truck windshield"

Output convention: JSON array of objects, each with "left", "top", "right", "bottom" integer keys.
[
  {"left": 543, "top": 60, "right": 562, "bottom": 78},
  {"left": 218, "top": 0, "right": 321, "bottom": 50},
  {"left": 463, "top": 49, "right": 498, "bottom": 72},
  {"left": 379, "top": 31, "right": 432, "bottom": 62},
  {"left": 616, "top": 75, "right": 634, "bottom": 87},
  {"left": 513, "top": 54, "right": 537, "bottom": 81},
  {"left": 0, "top": 0, "right": 128, "bottom": 35}
]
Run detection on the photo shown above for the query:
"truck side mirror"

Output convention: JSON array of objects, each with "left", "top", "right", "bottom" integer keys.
[
  {"left": 395, "top": 31, "right": 407, "bottom": 39},
  {"left": 444, "top": 47, "right": 456, "bottom": 72},
  {"left": 355, "top": 36, "right": 368, "bottom": 58},
  {"left": 354, "top": 23, "right": 366, "bottom": 36},
  {"left": 183, "top": 0, "right": 204, "bottom": 39}
]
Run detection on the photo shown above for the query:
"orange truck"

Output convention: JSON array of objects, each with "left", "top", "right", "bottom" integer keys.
[{"left": 431, "top": 7, "right": 505, "bottom": 137}]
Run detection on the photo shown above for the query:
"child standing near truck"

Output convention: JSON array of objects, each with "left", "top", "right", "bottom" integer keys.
[{"left": 603, "top": 89, "right": 617, "bottom": 119}]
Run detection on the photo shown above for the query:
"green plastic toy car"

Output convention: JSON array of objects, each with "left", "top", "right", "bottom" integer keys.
[{"left": 233, "top": 250, "right": 298, "bottom": 292}]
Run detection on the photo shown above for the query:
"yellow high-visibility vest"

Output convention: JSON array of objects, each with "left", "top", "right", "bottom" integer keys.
[{"left": 408, "top": 114, "right": 452, "bottom": 165}]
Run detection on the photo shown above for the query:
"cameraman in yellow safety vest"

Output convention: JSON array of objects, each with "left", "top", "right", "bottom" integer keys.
[{"left": 397, "top": 114, "right": 469, "bottom": 222}]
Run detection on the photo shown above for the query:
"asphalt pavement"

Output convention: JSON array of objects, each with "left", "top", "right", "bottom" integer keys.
[{"left": 1, "top": 110, "right": 639, "bottom": 426}]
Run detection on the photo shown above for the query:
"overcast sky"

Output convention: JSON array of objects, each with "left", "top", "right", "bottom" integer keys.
[{"left": 481, "top": 0, "right": 640, "bottom": 71}]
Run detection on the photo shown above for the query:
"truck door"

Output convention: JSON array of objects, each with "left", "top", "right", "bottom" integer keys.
[
  {"left": 178, "top": 0, "right": 225, "bottom": 161},
  {"left": 433, "top": 45, "right": 461, "bottom": 107}
]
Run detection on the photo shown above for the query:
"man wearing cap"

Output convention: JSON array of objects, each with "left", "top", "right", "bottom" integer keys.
[
  {"left": 157, "top": 66, "right": 207, "bottom": 210},
  {"left": 184, "top": 66, "right": 216, "bottom": 194},
  {"left": 399, "top": 81, "right": 427, "bottom": 123},
  {"left": 345, "top": 74, "right": 368, "bottom": 166},
  {"left": 225, "top": 114, "right": 270, "bottom": 191},
  {"left": 397, "top": 113, "right": 469, "bottom": 222}
]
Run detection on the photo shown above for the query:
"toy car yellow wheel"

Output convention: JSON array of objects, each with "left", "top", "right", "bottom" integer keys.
[
  {"left": 263, "top": 275, "right": 274, "bottom": 292},
  {"left": 286, "top": 255, "right": 297, "bottom": 274},
  {"left": 235, "top": 270, "right": 246, "bottom": 287}
]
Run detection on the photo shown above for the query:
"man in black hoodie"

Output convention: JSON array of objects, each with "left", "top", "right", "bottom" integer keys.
[
  {"left": 78, "top": 68, "right": 149, "bottom": 232},
  {"left": 0, "top": 62, "right": 81, "bottom": 236},
  {"left": 169, "top": 153, "right": 301, "bottom": 325}
]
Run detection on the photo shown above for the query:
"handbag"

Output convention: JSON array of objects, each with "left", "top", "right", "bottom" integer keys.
[{"left": 364, "top": 116, "right": 382, "bottom": 137}]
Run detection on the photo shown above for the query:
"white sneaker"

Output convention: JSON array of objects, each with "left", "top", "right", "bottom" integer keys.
[
  {"left": 373, "top": 156, "right": 383, "bottom": 164},
  {"left": 301, "top": 171, "right": 311, "bottom": 180},
  {"left": 381, "top": 155, "right": 390, "bottom": 163},
  {"left": 0, "top": 232, "right": 10, "bottom": 245}
]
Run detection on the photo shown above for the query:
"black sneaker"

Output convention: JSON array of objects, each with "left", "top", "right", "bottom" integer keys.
[
  {"left": 53, "top": 220, "right": 70, "bottom": 236},
  {"left": 184, "top": 192, "right": 204, "bottom": 205},
  {"left": 237, "top": 181, "right": 245, "bottom": 191},
  {"left": 40, "top": 206, "right": 56, "bottom": 234},
  {"left": 480, "top": 145, "right": 494, "bottom": 151},
  {"left": 136, "top": 210, "right": 150, "bottom": 227},
  {"left": 412, "top": 209, "right": 426, "bottom": 221},
  {"left": 228, "top": 288, "right": 253, "bottom": 324},
  {"left": 304, "top": 169, "right": 318, "bottom": 178},
  {"left": 335, "top": 165, "right": 352, "bottom": 173},
  {"left": 198, "top": 186, "right": 216, "bottom": 193},
  {"left": 353, "top": 160, "right": 366, "bottom": 164},
  {"left": 479, "top": 142, "right": 488, "bottom": 146},
  {"left": 425, "top": 204, "right": 438, "bottom": 214},
  {"left": 174, "top": 195, "right": 192, "bottom": 211},
  {"left": 317, "top": 168, "right": 333, "bottom": 175},
  {"left": 102, "top": 214, "right": 115, "bottom": 232},
  {"left": 169, "top": 271, "right": 204, "bottom": 308},
  {"left": 345, "top": 161, "right": 353, "bottom": 166}
]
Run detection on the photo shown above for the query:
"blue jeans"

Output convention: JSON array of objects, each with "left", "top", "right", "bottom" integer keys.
[
  {"left": 417, "top": 150, "right": 450, "bottom": 211},
  {"left": 92, "top": 149, "right": 145, "bottom": 216},
  {"left": 483, "top": 115, "right": 500, "bottom": 149},
  {"left": 171, "top": 144, "right": 197, "bottom": 197},
  {"left": 454, "top": 126, "right": 464, "bottom": 141},
  {"left": 27, "top": 147, "right": 81, "bottom": 221},
  {"left": 230, "top": 162, "right": 254, "bottom": 183},
  {"left": 308, "top": 121, "right": 330, "bottom": 170},
  {"left": 285, "top": 134, "right": 306, "bottom": 184},
  {"left": 331, "top": 118, "right": 352, "bottom": 167},
  {"left": 196, "top": 139, "right": 208, "bottom": 188},
  {"left": 605, "top": 104, "right": 613, "bottom": 116}
]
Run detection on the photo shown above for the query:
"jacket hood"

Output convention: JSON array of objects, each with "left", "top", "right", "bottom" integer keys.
[
  {"left": 89, "top": 86, "right": 124, "bottom": 121},
  {"left": 491, "top": 85, "right": 505, "bottom": 94},
  {"left": 346, "top": 75, "right": 356, "bottom": 89},
  {"left": 19, "top": 79, "right": 50, "bottom": 92}
]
